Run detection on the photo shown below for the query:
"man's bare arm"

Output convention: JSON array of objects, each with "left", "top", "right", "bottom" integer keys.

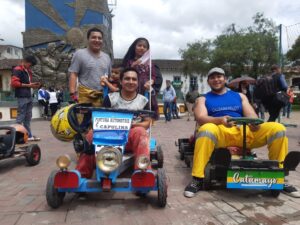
[
  {"left": 240, "top": 93, "right": 258, "bottom": 118},
  {"left": 131, "top": 117, "right": 152, "bottom": 130},
  {"left": 194, "top": 97, "right": 228, "bottom": 126},
  {"left": 69, "top": 72, "right": 78, "bottom": 94}
]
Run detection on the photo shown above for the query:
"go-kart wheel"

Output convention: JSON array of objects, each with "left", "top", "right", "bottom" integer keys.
[
  {"left": 203, "top": 163, "right": 212, "bottom": 190},
  {"left": 25, "top": 144, "right": 41, "bottom": 166},
  {"left": 156, "top": 145, "right": 164, "bottom": 168},
  {"left": 270, "top": 190, "right": 280, "bottom": 198},
  {"left": 184, "top": 156, "right": 191, "bottom": 168},
  {"left": 157, "top": 168, "right": 167, "bottom": 207},
  {"left": 179, "top": 143, "right": 185, "bottom": 160},
  {"left": 46, "top": 170, "right": 66, "bottom": 209}
]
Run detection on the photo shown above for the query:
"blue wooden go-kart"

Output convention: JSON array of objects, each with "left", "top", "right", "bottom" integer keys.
[{"left": 46, "top": 106, "right": 167, "bottom": 208}]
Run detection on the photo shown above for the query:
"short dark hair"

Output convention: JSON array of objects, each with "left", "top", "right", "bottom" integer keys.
[
  {"left": 120, "top": 67, "right": 139, "bottom": 81},
  {"left": 271, "top": 64, "right": 280, "bottom": 72},
  {"left": 87, "top": 27, "right": 103, "bottom": 39},
  {"left": 24, "top": 55, "right": 37, "bottom": 66},
  {"left": 112, "top": 64, "right": 123, "bottom": 70}
]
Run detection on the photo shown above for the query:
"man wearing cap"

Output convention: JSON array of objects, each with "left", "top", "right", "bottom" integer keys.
[{"left": 184, "top": 67, "right": 299, "bottom": 198}]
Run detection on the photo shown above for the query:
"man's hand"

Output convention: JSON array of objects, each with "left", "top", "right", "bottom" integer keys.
[
  {"left": 248, "top": 124, "right": 260, "bottom": 132},
  {"left": 30, "top": 82, "right": 41, "bottom": 89},
  {"left": 221, "top": 116, "right": 235, "bottom": 127},
  {"left": 70, "top": 93, "right": 78, "bottom": 103}
]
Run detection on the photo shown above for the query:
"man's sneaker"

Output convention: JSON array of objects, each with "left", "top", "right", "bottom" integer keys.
[
  {"left": 184, "top": 177, "right": 203, "bottom": 198},
  {"left": 282, "top": 184, "right": 300, "bottom": 198},
  {"left": 28, "top": 136, "right": 41, "bottom": 142}
]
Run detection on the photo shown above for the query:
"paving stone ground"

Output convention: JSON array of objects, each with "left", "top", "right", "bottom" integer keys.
[{"left": 0, "top": 112, "right": 299, "bottom": 225}]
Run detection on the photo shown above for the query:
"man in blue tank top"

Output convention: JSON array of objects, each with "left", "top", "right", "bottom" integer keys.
[{"left": 184, "top": 67, "right": 299, "bottom": 198}]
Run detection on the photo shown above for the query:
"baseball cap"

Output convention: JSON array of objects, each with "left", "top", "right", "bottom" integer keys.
[{"left": 207, "top": 67, "right": 225, "bottom": 77}]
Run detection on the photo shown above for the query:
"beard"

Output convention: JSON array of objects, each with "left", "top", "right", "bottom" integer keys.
[{"left": 210, "top": 85, "right": 226, "bottom": 93}]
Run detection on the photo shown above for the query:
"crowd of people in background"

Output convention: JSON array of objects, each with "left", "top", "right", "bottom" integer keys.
[{"left": 37, "top": 85, "right": 64, "bottom": 119}]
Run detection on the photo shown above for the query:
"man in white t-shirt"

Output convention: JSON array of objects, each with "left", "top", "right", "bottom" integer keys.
[{"left": 76, "top": 68, "right": 152, "bottom": 178}]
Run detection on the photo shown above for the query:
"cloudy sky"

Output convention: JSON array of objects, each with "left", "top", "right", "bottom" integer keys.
[{"left": 1, "top": 0, "right": 300, "bottom": 59}]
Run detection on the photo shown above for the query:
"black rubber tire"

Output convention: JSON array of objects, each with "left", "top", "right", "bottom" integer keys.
[
  {"left": 157, "top": 168, "right": 167, "bottom": 207},
  {"left": 184, "top": 156, "right": 191, "bottom": 168},
  {"left": 25, "top": 144, "right": 41, "bottom": 166},
  {"left": 46, "top": 170, "right": 66, "bottom": 209},
  {"left": 203, "top": 163, "right": 212, "bottom": 190},
  {"left": 270, "top": 190, "right": 280, "bottom": 198},
  {"left": 156, "top": 145, "right": 164, "bottom": 168},
  {"left": 179, "top": 143, "right": 185, "bottom": 160}
]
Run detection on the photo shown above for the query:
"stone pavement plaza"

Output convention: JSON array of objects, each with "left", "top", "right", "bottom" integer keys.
[{"left": 0, "top": 112, "right": 299, "bottom": 225}]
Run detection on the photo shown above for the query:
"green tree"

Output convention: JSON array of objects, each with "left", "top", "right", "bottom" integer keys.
[
  {"left": 286, "top": 35, "right": 300, "bottom": 61},
  {"left": 179, "top": 40, "right": 212, "bottom": 76},
  {"left": 179, "top": 13, "right": 279, "bottom": 79},
  {"left": 211, "top": 13, "right": 278, "bottom": 78}
]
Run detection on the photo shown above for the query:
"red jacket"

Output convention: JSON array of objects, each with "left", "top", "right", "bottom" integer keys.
[{"left": 11, "top": 65, "right": 33, "bottom": 98}]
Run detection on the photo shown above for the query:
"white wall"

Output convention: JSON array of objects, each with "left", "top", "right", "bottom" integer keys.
[
  {"left": 0, "top": 46, "right": 22, "bottom": 60},
  {"left": 0, "top": 105, "right": 41, "bottom": 122},
  {"left": 159, "top": 71, "right": 210, "bottom": 95}
]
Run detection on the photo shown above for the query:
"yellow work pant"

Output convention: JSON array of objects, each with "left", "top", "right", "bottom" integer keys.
[
  {"left": 78, "top": 85, "right": 103, "bottom": 107},
  {"left": 192, "top": 122, "right": 288, "bottom": 178}
]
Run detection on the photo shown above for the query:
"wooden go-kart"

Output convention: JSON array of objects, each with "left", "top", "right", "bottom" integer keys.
[
  {"left": 0, "top": 126, "right": 41, "bottom": 166},
  {"left": 177, "top": 117, "right": 300, "bottom": 197},
  {"left": 46, "top": 107, "right": 167, "bottom": 208}
]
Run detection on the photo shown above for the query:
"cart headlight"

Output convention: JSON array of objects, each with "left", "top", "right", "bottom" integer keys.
[
  {"left": 96, "top": 147, "right": 122, "bottom": 173},
  {"left": 137, "top": 155, "right": 150, "bottom": 170},
  {"left": 56, "top": 154, "right": 71, "bottom": 169}
]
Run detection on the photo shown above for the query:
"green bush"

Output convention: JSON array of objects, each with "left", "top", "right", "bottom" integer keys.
[{"left": 292, "top": 104, "right": 300, "bottom": 111}]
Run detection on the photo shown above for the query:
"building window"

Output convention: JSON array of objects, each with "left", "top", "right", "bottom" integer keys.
[
  {"left": 190, "top": 76, "right": 198, "bottom": 90},
  {"left": 7, "top": 47, "right": 11, "bottom": 54},
  {"left": 173, "top": 76, "right": 181, "bottom": 82}
]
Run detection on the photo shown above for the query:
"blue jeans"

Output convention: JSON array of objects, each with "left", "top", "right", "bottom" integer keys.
[
  {"left": 16, "top": 97, "right": 33, "bottom": 137},
  {"left": 163, "top": 102, "right": 172, "bottom": 121}
]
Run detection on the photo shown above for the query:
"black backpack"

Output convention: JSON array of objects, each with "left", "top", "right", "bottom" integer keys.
[
  {"left": 153, "top": 64, "right": 163, "bottom": 93},
  {"left": 254, "top": 74, "right": 280, "bottom": 101}
]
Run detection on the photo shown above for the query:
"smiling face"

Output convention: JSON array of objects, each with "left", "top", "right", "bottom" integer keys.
[
  {"left": 88, "top": 31, "right": 103, "bottom": 53},
  {"left": 121, "top": 70, "right": 138, "bottom": 93},
  {"left": 134, "top": 40, "right": 149, "bottom": 58},
  {"left": 207, "top": 73, "right": 227, "bottom": 93}
]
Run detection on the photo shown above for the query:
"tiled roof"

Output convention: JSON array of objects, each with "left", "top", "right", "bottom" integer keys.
[{"left": 0, "top": 59, "right": 21, "bottom": 70}]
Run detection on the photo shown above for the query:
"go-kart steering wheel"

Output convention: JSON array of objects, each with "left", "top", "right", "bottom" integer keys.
[
  {"left": 227, "top": 117, "right": 264, "bottom": 125},
  {"left": 227, "top": 117, "right": 264, "bottom": 159}
]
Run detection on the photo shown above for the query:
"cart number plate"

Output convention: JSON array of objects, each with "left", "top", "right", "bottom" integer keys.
[
  {"left": 93, "top": 117, "right": 132, "bottom": 130},
  {"left": 227, "top": 170, "right": 284, "bottom": 190}
]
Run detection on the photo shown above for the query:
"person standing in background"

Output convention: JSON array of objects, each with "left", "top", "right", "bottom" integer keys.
[
  {"left": 171, "top": 96, "right": 180, "bottom": 119},
  {"left": 48, "top": 87, "right": 58, "bottom": 117},
  {"left": 11, "top": 55, "right": 41, "bottom": 141},
  {"left": 38, "top": 85, "right": 49, "bottom": 119},
  {"left": 162, "top": 80, "right": 176, "bottom": 122},
  {"left": 263, "top": 65, "right": 288, "bottom": 122},
  {"left": 185, "top": 87, "right": 200, "bottom": 121},
  {"left": 282, "top": 86, "right": 295, "bottom": 119}
]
